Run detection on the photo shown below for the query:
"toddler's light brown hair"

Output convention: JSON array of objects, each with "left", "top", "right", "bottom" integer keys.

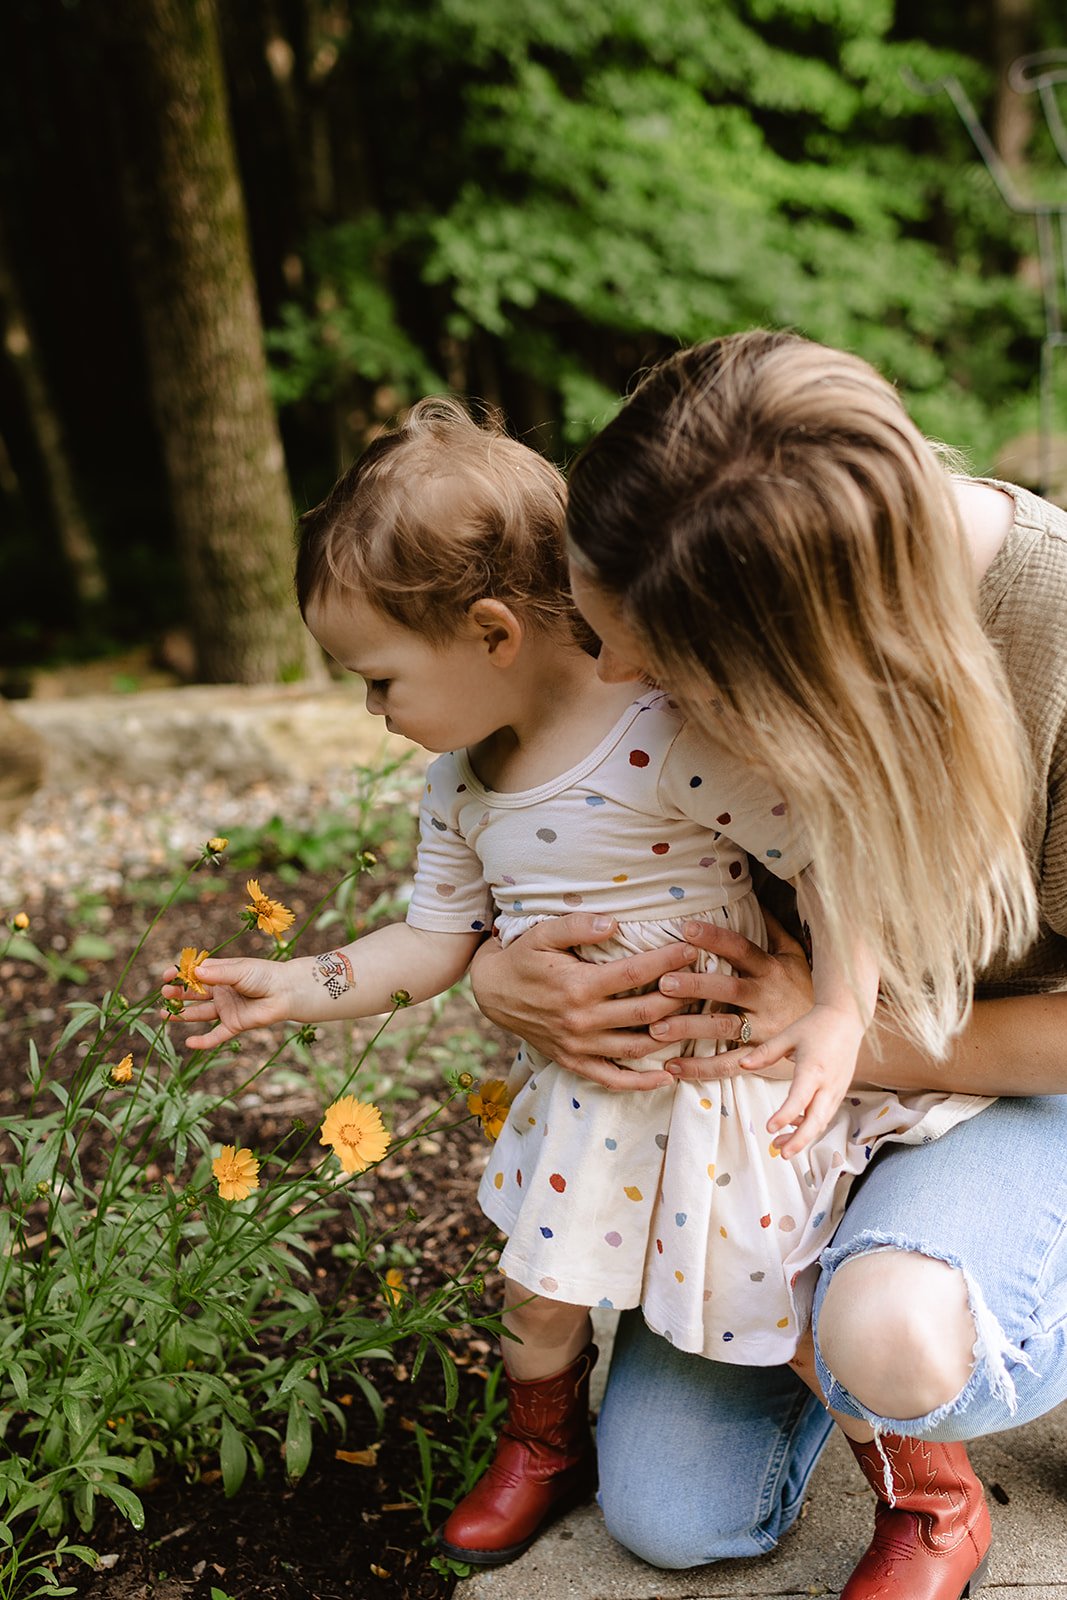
[{"left": 296, "top": 397, "right": 593, "bottom": 649}]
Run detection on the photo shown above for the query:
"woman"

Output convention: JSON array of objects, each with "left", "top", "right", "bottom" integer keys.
[{"left": 469, "top": 331, "right": 1067, "bottom": 1598}]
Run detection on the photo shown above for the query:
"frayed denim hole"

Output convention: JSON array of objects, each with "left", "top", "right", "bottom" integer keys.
[{"left": 814, "top": 1233, "right": 1039, "bottom": 1437}]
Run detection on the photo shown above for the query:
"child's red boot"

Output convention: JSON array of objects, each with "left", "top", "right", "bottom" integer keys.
[{"left": 436, "top": 1343, "right": 598, "bottom": 1566}]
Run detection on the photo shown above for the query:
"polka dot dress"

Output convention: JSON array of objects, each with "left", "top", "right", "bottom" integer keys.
[{"left": 407, "top": 692, "right": 994, "bottom": 1363}]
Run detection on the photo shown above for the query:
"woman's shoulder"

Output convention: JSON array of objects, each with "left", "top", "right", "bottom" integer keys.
[
  {"left": 965, "top": 475, "right": 1067, "bottom": 556},
  {"left": 951, "top": 478, "right": 1016, "bottom": 580},
  {"left": 966, "top": 477, "right": 1067, "bottom": 631}
]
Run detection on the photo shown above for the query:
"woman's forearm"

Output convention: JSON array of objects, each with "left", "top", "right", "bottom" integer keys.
[{"left": 860, "top": 990, "right": 1067, "bottom": 1096}]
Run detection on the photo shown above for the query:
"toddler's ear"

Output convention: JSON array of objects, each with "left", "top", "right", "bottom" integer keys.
[{"left": 468, "top": 598, "right": 523, "bottom": 664}]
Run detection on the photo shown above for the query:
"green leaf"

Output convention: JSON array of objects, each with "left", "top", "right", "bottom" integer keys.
[
  {"left": 60, "top": 1396, "right": 90, "bottom": 1443},
  {"left": 131, "top": 1443, "right": 156, "bottom": 1488},
  {"left": 219, "top": 1416, "right": 248, "bottom": 1498},
  {"left": 159, "top": 1322, "right": 188, "bottom": 1373},
  {"left": 68, "top": 933, "right": 117, "bottom": 962},
  {"left": 4, "top": 933, "right": 49, "bottom": 970},
  {"left": 73, "top": 1477, "right": 95, "bottom": 1534},
  {"left": 20, "top": 1578, "right": 77, "bottom": 1599},
  {"left": 429, "top": 1338, "right": 459, "bottom": 1412},
  {"left": 58, "top": 1544, "right": 99, "bottom": 1569},
  {"left": 345, "top": 1371, "right": 385, "bottom": 1431},
  {"left": 277, "top": 1358, "right": 317, "bottom": 1398},
  {"left": 284, "top": 1395, "right": 313, "bottom": 1483},
  {"left": 98, "top": 1482, "right": 145, "bottom": 1530}
]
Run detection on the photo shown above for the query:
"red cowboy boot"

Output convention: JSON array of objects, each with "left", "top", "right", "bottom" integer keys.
[
  {"left": 436, "top": 1343, "right": 598, "bottom": 1566},
  {"left": 842, "top": 1433, "right": 992, "bottom": 1599}
]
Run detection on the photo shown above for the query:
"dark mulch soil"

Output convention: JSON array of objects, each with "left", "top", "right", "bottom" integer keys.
[{"left": 0, "top": 853, "right": 513, "bottom": 1600}]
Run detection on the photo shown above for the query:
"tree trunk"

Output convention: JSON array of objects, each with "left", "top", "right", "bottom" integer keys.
[
  {"left": 989, "top": 0, "right": 1035, "bottom": 167},
  {"left": 93, "top": 0, "right": 321, "bottom": 683},
  {"left": 0, "top": 207, "right": 108, "bottom": 610}
]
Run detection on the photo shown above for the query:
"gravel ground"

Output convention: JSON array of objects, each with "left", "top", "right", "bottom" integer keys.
[{"left": 0, "top": 766, "right": 425, "bottom": 911}]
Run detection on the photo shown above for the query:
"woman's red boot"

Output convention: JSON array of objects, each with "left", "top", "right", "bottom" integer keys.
[
  {"left": 842, "top": 1433, "right": 992, "bottom": 1599},
  {"left": 436, "top": 1344, "right": 598, "bottom": 1566}
]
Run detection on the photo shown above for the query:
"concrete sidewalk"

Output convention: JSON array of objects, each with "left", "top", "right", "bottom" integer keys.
[{"left": 457, "top": 1312, "right": 1067, "bottom": 1599}]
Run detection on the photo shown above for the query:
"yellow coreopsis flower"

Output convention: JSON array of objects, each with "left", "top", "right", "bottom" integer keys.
[
  {"left": 244, "top": 878, "right": 295, "bottom": 939},
  {"left": 207, "top": 837, "right": 229, "bottom": 853},
  {"left": 12, "top": 911, "right": 29, "bottom": 930},
  {"left": 110, "top": 1053, "right": 134, "bottom": 1085},
  {"left": 383, "top": 1267, "right": 405, "bottom": 1308},
  {"left": 320, "top": 1096, "right": 390, "bottom": 1175},
  {"left": 177, "top": 947, "right": 210, "bottom": 995},
  {"left": 467, "top": 1078, "right": 513, "bottom": 1142},
  {"left": 212, "top": 1145, "right": 260, "bottom": 1202}
]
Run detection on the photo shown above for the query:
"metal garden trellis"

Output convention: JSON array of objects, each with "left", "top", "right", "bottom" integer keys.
[{"left": 907, "top": 52, "right": 1067, "bottom": 495}]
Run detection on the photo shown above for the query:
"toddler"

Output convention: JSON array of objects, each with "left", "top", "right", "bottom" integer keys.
[{"left": 164, "top": 400, "right": 970, "bottom": 1566}]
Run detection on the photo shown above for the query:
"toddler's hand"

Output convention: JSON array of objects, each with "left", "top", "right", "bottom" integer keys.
[
  {"left": 739, "top": 1003, "right": 866, "bottom": 1158},
  {"left": 161, "top": 956, "right": 291, "bottom": 1049}
]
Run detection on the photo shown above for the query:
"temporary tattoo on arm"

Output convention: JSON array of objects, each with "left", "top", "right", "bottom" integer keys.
[{"left": 312, "top": 950, "right": 355, "bottom": 999}]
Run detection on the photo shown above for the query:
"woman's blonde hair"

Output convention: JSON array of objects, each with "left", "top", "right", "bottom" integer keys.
[
  {"left": 567, "top": 330, "right": 1038, "bottom": 1054},
  {"left": 296, "top": 397, "right": 593, "bottom": 649}
]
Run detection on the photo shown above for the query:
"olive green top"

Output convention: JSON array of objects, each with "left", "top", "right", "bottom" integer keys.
[{"left": 977, "top": 479, "right": 1067, "bottom": 995}]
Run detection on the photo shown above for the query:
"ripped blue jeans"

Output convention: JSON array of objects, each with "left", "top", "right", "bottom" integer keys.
[{"left": 595, "top": 1094, "right": 1067, "bottom": 1570}]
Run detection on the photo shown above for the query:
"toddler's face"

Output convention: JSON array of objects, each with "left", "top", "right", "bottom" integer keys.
[{"left": 305, "top": 590, "right": 506, "bottom": 753}]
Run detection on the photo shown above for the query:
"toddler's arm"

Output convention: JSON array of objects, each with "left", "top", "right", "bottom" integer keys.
[
  {"left": 740, "top": 873, "right": 878, "bottom": 1157},
  {"left": 162, "top": 923, "right": 482, "bottom": 1050}
]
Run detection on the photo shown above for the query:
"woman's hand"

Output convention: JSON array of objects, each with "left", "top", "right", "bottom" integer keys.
[
  {"left": 468, "top": 914, "right": 699, "bottom": 1090},
  {"left": 650, "top": 912, "right": 815, "bottom": 1081}
]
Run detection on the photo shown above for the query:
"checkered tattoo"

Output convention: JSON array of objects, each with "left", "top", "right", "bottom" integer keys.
[{"left": 312, "top": 949, "right": 355, "bottom": 999}]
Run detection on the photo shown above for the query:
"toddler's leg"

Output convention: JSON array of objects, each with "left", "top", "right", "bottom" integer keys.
[
  {"left": 437, "top": 1277, "right": 597, "bottom": 1567},
  {"left": 503, "top": 1277, "right": 592, "bottom": 1379}
]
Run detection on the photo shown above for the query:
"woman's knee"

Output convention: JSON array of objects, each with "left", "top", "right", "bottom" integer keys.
[
  {"left": 598, "top": 1482, "right": 765, "bottom": 1570},
  {"left": 594, "top": 1309, "right": 825, "bottom": 1566},
  {"left": 597, "top": 1422, "right": 793, "bottom": 1568},
  {"left": 817, "top": 1247, "right": 975, "bottom": 1418}
]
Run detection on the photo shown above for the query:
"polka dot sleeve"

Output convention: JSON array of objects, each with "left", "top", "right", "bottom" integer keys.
[
  {"left": 658, "top": 720, "right": 812, "bottom": 883},
  {"left": 405, "top": 754, "right": 495, "bottom": 936}
]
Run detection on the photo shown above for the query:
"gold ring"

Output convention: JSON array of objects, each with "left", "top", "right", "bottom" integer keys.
[{"left": 737, "top": 1012, "right": 752, "bottom": 1045}]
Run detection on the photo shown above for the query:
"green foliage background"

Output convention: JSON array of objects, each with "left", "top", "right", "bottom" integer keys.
[
  {"left": 267, "top": 0, "right": 1054, "bottom": 459},
  {"left": 1, "top": 0, "right": 1065, "bottom": 661}
]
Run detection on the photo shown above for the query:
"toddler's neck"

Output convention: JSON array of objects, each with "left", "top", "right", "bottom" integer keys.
[{"left": 470, "top": 639, "right": 637, "bottom": 793}]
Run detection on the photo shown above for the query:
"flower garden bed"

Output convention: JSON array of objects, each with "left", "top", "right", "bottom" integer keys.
[{"left": 0, "top": 797, "right": 510, "bottom": 1600}]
